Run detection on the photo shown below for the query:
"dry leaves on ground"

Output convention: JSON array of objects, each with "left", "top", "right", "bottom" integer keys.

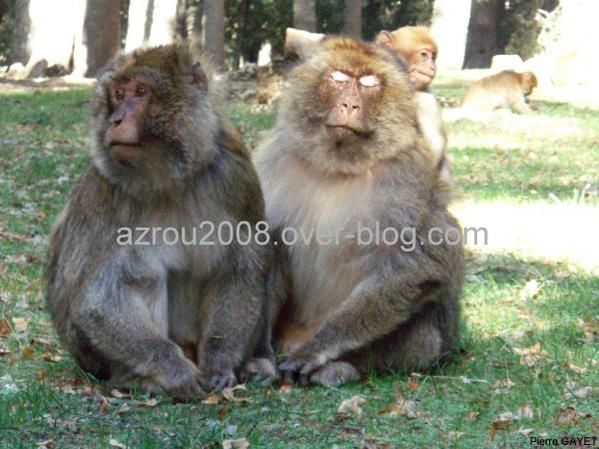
[
  {"left": 222, "top": 438, "right": 249, "bottom": 449},
  {"left": 338, "top": 395, "right": 367, "bottom": 416}
]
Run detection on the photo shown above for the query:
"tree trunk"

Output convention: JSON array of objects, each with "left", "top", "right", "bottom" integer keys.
[
  {"left": 190, "top": 0, "right": 204, "bottom": 48},
  {"left": 463, "top": 0, "right": 504, "bottom": 69},
  {"left": 147, "top": 0, "right": 177, "bottom": 46},
  {"left": 82, "top": 0, "right": 121, "bottom": 77},
  {"left": 124, "top": 0, "right": 151, "bottom": 52},
  {"left": 293, "top": 0, "right": 316, "bottom": 32},
  {"left": 204, "top": 0, "right": 224, "bottom": 67},
  {"left": 429, "top": 0, "right": 472, "bottom": 70},
  {"left": 10, "top": 0, "right": 31, "bottom": 65},
  {"left": 24, "top": 0, "right": 86, "bottom": 77},
  {"left": 343, "top": 0, "right": 361, "bottom": 39}
]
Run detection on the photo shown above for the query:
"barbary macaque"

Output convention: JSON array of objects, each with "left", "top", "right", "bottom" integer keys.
[
  {"left": 46, "top": 45, "right": 275, "bottom": 398},
  {"left": 462, "top": 70, "right": 538, "bottom": 114},
  {"left": 375, "top": 26, "right": 451, "bottom": 194},
  {"left": 255, "top": 37, "right": 464, "bottom": 386}
]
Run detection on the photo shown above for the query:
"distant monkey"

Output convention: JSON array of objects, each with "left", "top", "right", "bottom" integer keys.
[
  {"left": 375, "top": 26, "right": 452, "bottom": 195},
  {"left": 462, "top": 70, "right": 538, "bottom": 114},
  {"left": 46, "top": 45, "right": 275, "bottom": 398},
  {"left": 255, "top": 38, "right": 464, "bottom": 387}
]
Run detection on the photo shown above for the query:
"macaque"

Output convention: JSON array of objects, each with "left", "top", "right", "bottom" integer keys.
[
  {"left": 46, "top": 45, "right": 275, "bottom": 398},
  {"left": 462, "top": 70, "right": 538, "bottom": 114},
  {"left": 255, "top": 38, "right": 464, "bottom": 386},
  {"left": 375, "top": 26, "right": 451, "bottom": 195}
]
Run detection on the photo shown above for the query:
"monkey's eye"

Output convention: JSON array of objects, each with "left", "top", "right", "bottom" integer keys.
[
  {"left": 114, "top": 88, "right": 125, "bottom": 100},
  {"left": 331, "top": 71, "right": 350, "bottom": 83},
  {"left": 135, "top": 85, "right": 146, "bottom": 96},
  {"left": 359, "top": 75, "right": 380, "bottom": 88}
]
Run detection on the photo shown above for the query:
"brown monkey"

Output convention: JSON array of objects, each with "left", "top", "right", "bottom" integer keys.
[
  {"left": 46, "top": 44, "right": 275, "bottom": 398},
  {"left": 462, "top": 70, "right": 538, "bottom": 114},
  {"left": 254, "top": 38, "right": 464, "bottom": 386},
  {"left": 375, "top": 26, "right": 451, "bottom": 195}
]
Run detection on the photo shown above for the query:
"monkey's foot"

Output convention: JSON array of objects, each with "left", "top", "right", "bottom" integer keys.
[
  {"left": 207, "top": 371, "right": 237, "bottom": 393},
  {"left": 156, "top": 356, "right": 205, "bottom": 400},
  {"left": 309, "top": 361, "right": 360, "bottom": 387},
  {"left": 241, "top": 358, "right": 279, "bottom": 386}
]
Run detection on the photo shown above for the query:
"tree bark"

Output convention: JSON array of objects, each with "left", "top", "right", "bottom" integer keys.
[
  {"left": 10, "top": 0, "right": 31, "bottom": 65},
  {"left": 293, "top": 0, "right": 316, "bottom": 32},
  {"left": 429, "top": 0, "right": 472, "bottom": 70},
  {"left": 343, "top": 0, "right": 361, "bottom": 39},
  {"left": 463, "top": 0, "right": 504, "bottom": 69},
  {"left": 83, "top": 0, "right": 121, "bottom": 77},
  {"left": 204, "top": 0, "right": 224, "bottom": 67}
]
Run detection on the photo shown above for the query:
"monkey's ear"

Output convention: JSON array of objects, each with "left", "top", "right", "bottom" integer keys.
[
  {"left": 375, "top": 31, "right": 393, "bottom": 48},
  {"left": 285, "top": 27, "right": 325, "bottom": 61},
  {"left": 191, "top": 62, "right": 208, "bottom": 89}
]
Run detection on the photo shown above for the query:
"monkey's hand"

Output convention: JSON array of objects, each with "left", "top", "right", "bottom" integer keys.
[
  {"left": 278, "top": 349, "right": 326, "bottom": 379},
  {"left": 156, "top": 355, "right": 205, "bottom": 400}
]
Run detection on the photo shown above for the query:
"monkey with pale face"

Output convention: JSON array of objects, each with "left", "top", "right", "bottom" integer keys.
[
  {"left": 46, "top": 45, "right": 275, "bottom": 398},
  {"left": 375, "top": 26, "right": 452, "bottom": 197},
  {"left": 255, "top": 37, "right": 464, "bottom": 386}
]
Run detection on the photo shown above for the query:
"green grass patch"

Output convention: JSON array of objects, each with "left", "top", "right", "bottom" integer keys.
[{"left": 0, "top": 87, "right": 597, "bottom": 448}]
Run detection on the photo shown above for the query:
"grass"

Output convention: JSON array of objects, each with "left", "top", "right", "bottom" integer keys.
[{"left": 0, "top": 86, "right": 597, "bottom": 448}]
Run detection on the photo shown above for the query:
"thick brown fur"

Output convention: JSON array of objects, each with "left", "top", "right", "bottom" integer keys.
[
  {"left": 46, "top": 44, "right": 275, "bottom": 398},
  {"left": 375, "top": 26, "right": 452, "bottom": 200},
  {"left": 254, "top": 37, "right": 464, "bottom": 387},
  {"left": 462, "top": 70, "right": 538, "bottom": 113}
]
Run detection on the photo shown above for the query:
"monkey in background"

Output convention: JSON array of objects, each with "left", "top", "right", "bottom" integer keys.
[
  {"left": 255, "top": 37, "right": 464, "bottom": 387},
  {"left": 375, "top": 26, "right": 452, "bottom": 197},
  {"left": 462, "top": 70, "right": 538, "bottom": 114},
  {"left": 46, "top": 45, "right": 275, "bottom": 398}
]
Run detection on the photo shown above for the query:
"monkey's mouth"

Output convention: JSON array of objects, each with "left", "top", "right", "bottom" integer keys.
[
  {"left": 110, "top": 143, "right": 142, "bottom": 165},
  {"left": 326, "top": 125, "right": 368, "bottom": 143}
]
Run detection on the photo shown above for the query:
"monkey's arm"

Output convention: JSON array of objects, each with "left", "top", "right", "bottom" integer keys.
[
  {"left": 72, "top": 263, "right": 204, "bottom": 396},
  {"left": 510, "top": 94, "right": 534, "bottom": 114},
  {"left": 279, "top": 253, "right": 447, "bottom": 376}
]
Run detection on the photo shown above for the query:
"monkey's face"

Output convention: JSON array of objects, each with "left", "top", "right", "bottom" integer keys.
[
  {"left": 321, "top": 69, "right": 383, "bottom": 145},
  {"left": 407, "top": 47, "right": 437, "bottom": 91},
  {"left": 91, "top": 45, "right": 216, "bottom": 193},
  {"left": 283, "top": 38, "right": 417, "bottom": 175}
]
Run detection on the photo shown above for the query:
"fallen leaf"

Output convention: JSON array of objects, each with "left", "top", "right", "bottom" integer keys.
[
  {"left": 21, "top": 346, "right": 34, "bottom": 358},
  {"left": 338, "top": 395, "right": 367, "bottom": 416},
  {"left": 278, "top": 383, "right": 293, "bottom": 393},
  {"left": 133, "top": 397, "right": 158, "bottom": 407},
  {"left": 36, "top": 439, "right": 55, "bottom": 448},
  {"left": 515, "top": 403, "right": 534, "bottom": 420},
  {"left": 38, "top": 368, "right": 47, "bottom": 381},
  {"left": 513, "top": 342, "right": 546, "bottom": 367},
  {"left": 516, "top": 428, "right": 535, "bottom": 437},
  {"left": 202, "top": 394, "right": 222, "bottom": 405},
  {"left": 448, "top": 431, "right": 465, "bottom": 439},
  {"left": 222, "top": 438, "right": 249, "bottom": 449},
  {"left": 465, "top": 411, "right": 479, "bottom": 421},
  {"left": 0, "top": 319, "right": 11, "bottom": 337},
  {"left": 0, "top": 341, "right": 9, "bottom": 355},
  {"left": 12, "top": 317, "right": 28, "bottom": 332},
  {"left": 110, "top": 389, "right": 130, "bottom": 399},
  {"left": 488, "top": 412, "right": 514, "bottom": 441},
  {"left": 118, "top": 403, "right": 131, "bottom": 414},
  {"left": 222, "top": 385, "right": 251, "bottom": 403},
  {"left": 554, "top": 406, "right": 581, "bottom": 425},
  {"left": 407, "top": 378, "right": 419, "bottom": 391},
  {"left": 518, "top": 279, "right": 540, "bottom": 300},
  {"left": 99, "top": 397, "right": 111, "bottom": 413},
  {"left": 108, "top": 438, "right": 128, "bottom": 449},
  {"left": 41, "top": 353, "right": 63, "bottom": 362}
]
